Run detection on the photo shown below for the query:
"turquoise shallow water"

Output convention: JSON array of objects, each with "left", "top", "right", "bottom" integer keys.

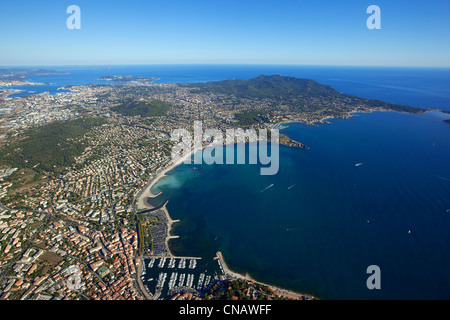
[{"left": 150, "top": 111, "right": 450, "bottom": 299}]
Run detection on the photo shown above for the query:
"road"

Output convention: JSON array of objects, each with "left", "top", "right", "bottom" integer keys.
[
  {"left": 135, "top": 256, "right": 153, "bottom": 300},
  {"left": 0, "top": 202, "right": 10, "bottom": 211}
]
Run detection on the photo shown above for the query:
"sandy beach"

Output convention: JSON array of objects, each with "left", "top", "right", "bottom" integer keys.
[
  {"left": 216, "top": 251, "right": 315, "bottom": 300},
  {"left": 136, "top": 139, "right": 232, "bottom": 211},
  {"left": 136, "top": 146, "right": 203, "bottom": 211},
  {"left": 216, "top": 251, "right": 255, "bottom": 281},
  {"left": 135, "top": 141, "right": 316, "bottom": 300}
]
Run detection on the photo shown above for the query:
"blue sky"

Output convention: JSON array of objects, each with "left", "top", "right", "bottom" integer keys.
[{"left": 0, "top": 0, "right": 449, "bottom": 66}]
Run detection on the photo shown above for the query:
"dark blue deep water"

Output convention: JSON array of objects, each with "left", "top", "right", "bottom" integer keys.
[{"left": 151, "top": 111, "right": 450, "bottom": 300}]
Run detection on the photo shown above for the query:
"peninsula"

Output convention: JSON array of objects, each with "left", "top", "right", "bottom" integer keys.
[
  {"left": 0, "top": 68, "right": 69, "bottom": 87},
  {"left": 100, "top": 75, "right": 159, "bottom": 84}
]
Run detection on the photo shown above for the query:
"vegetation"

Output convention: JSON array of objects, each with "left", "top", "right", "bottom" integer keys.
[
  {"left": 185, "top": 75, "right": 426, "bottom": 114},
  {"left": 100, "top": 75, "right": 158, "bottom": 83},
  {"left": 137, "top": 219, "right": 145, "bottom": 254},
  {"left": 204, "top": 280, "right": 291, "bottom": 300},
  {"left": 187, "top": 75, "right": 340, "bottom": 99},
  {"left": 0, "top": 117, "right": 107, "bottom": 175},
  {"left": 111, "top": 99, "right": 171, "bottom": 117},
  {"left": 351, "top": 96, "right": 426, "bottom": 113},
  {"left": 136, "top": 214, "right": 153, "bottom": 255},
  {"left": 0, "top": 68, "right": 69, "bottom": 81},
  {"left": 234, "top": 111, "right": 270, "bottom": 127}
]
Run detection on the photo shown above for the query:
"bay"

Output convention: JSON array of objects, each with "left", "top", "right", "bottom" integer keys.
[
  {"left": 150, "top": 111, "right": 450, "bottom": 299},
  {"left": 3, "top": 64, "right": 450, "bottom": 299},
  {"left": 2, "top": 65, "right": 450, "bottom": 111}
]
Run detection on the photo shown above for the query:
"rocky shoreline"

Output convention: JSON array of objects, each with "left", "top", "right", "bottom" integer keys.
[{"left": 278, "top": 133, "right": 309, "bottom": 149}]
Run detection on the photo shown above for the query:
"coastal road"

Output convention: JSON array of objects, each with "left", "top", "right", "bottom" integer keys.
[{"left": 135, "top": 256, "right": 153, "bottom": 300}]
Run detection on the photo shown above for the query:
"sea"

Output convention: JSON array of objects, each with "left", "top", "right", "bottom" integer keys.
[
  {"left": 2, "top": 64, "right": 450, "bottom": 111},
  {"left": 2, "top": 65, "right": 450, "bottom": 299}
]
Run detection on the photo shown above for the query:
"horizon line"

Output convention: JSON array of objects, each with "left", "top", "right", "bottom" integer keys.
[{"left": 1, "top": 63, "right": 450, "bottom": 69}]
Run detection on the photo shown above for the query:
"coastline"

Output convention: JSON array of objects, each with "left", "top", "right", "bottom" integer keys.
[
  {"left": 135, "top": 139, "right": 317, "bottom": 300},
  {"left": 136, "top": 108, "right": 447, "bottom": 300},
  {"left": 272, "top": 108, "right": 372, "bottom": 128},
  {"left": 273, "top": 106, "right": 437, "bottom": 128},
  {"left": 215, "top": 251, "right": 315, "bottom": 300},
  {"left": 135, "top": 136, "right": 281, "bottom": 211},
  {"left": 162, "top": 201, "right": 180, "bottom": 257},
  {"left": 136, "top": 146, "right": 203, "bottom": 211}
]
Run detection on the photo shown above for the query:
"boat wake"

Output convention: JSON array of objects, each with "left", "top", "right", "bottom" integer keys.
[
  {"left": 260, "top": 184, "right": 274, "bottom": 193},
  {"left": 288, "top": 184, "right": 297, "bottom": 190}
]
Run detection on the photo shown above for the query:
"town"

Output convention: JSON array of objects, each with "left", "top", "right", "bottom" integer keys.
[{"left": 0, "top": 72, "right": 420, "bottom": 300}]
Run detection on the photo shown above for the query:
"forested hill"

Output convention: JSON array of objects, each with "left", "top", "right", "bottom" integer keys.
[
  {"left": 186, "top": 75, "right": 340, "bottom": 99},
  {"left": 185, "top": 75, "right": 426, "bottom": 113}
]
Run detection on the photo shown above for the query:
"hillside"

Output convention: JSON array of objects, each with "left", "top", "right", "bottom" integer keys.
[
  {"left": 186, "top": 75, "right": 426, "bottom": 114},
  {"left": 111, "top": 99, "right": 171, "bottom": 117},
  {"left": 187, "top": 75, "right": 340, "bottom": 99}
]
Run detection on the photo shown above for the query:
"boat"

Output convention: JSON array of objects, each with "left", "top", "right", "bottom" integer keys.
[
  {"left": 188, "top": 259, "right": 197, "bottom": 269},
  {"left": 158, "top": 258, "right": 166, "bottom": 268},
  {"left": 156, "top": 272, "right": 167, "bottom": 291},
  {"left": 186, "top": 274, "right": 194, "bottom": 288},
  {"left": 178, "top": 273, "right": 185, "bottom": 287},
  {"left": 260, "top": 184, "right": 274, "bottom": 193},
  {"left": 204, "top": 275, "right": 211, "bottom": 288},
  {"left": 197, "top": 273, "right": 205, "bottom": 290},
  {"left": 168, "top": 272, "right": 178, "bottom": 290},
  {"left": 178, "top": 258, "right": 186, "bottom": 269}
]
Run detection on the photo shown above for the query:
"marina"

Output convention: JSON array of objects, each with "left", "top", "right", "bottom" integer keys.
[{"left": 142, "top": 256, "right": 223, "bottom": 299}]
